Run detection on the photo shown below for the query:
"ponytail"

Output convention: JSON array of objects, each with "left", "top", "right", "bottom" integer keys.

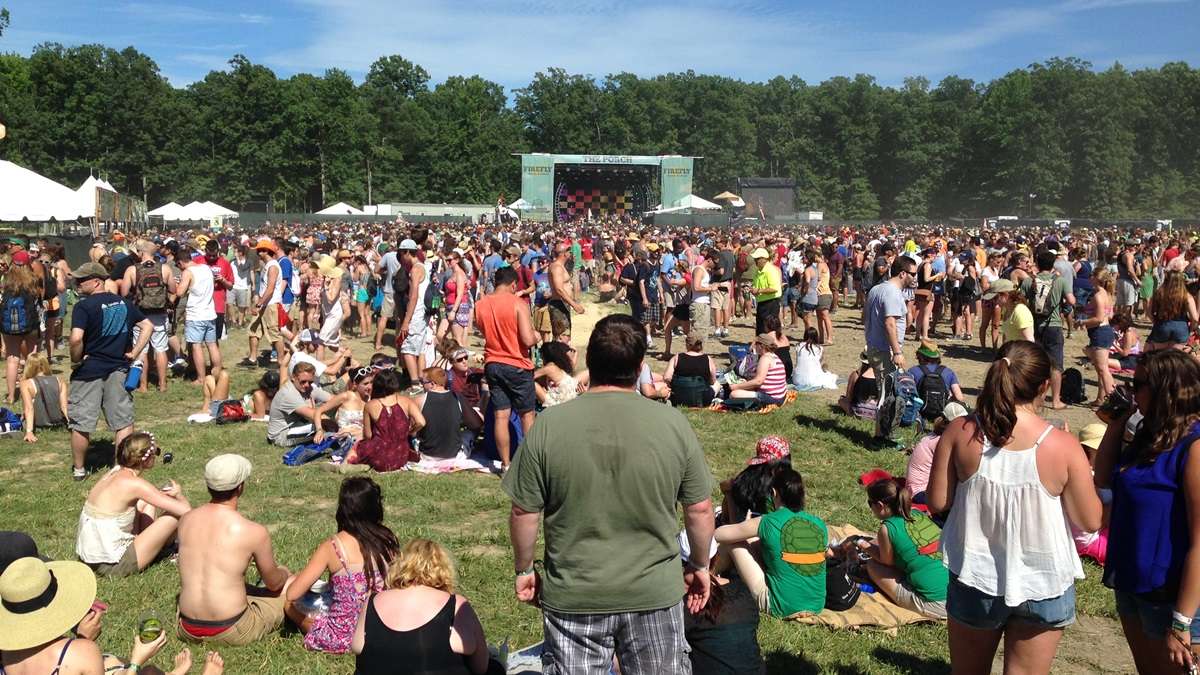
[
  {"left": 866, "top": 478, "right": 914, "bottom": 521},
  {"left": 976, "top": 341, "right": 1050, "bottom": 447}
]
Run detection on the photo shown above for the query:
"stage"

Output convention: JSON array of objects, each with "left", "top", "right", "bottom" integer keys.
[{"left": 517, "top": 154, "right": 697, "bottom": 222}]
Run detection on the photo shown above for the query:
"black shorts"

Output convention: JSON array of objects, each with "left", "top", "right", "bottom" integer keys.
[
  {"left": 484, "top": 362, "right": 537, "bottom": 414},
  {"left": 672, "top": 303, "right": 690, "bottom": 321},
  {"left": 1036, "top": 326, "right": 1065, "bottom": 370}
]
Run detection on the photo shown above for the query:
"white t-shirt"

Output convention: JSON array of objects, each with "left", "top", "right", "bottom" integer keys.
[
  {"left": 290, "top": 351, "right": 327, "bottom": 379},
  {"left": 265, "top": 259, "right": 284, "bottom": 305},
  {"left": 186, "top": 263, "right": 217, "bottom": 321}
]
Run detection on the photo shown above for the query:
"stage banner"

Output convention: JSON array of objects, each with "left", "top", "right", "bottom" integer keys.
[
  {"left": 660, "top": 156, "right": 694, "bottom": 209},
  {"left": 520, "top": 154, "right": 555, "bottom": 220}
]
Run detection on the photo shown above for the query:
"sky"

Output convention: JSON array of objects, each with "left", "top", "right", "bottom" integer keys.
[{"left": 1, "top": 0, "right": 1197, "bottom": 92}]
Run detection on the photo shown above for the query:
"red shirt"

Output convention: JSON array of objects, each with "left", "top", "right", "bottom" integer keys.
[
  {"left": 581, "top": 239, "right": 594, "bottom": 260},
  {"left": 207, "top": 256, "right": 234, "bottom": 314},
  {"left": 475, "top": 291, "right": 532, "bottom": 370}
]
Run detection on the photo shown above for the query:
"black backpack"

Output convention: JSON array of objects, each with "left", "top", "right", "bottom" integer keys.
[
  {"left": 918, "top": 365, "right": 950, "bottom": 421},
  {"left": 824, "top": 556, "right": 861, "bottom": 611},
  {"left": 1061, "top": 368, "right": 1087, "bottom": 405}
]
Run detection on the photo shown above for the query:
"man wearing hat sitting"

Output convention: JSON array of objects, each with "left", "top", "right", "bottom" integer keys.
[
  {"left": 906, "top": 341, "right": 966, "bottom": 411},
  {"left": 177, "top": 454, "right": 292, "bottom": 646},
  {"left": 67, "top": 262, "right": 154, "bottom": 481}
]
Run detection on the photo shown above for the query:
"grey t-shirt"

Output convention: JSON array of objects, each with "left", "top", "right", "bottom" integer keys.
[
  {"left": 267, "top": 381, "right": 331, "bottom": 443},
  {"left": 1053, "top": 258, "right": 1075, "bottom": 284},
  {"left": 380, "top": 252, "right": 401, "bottom": 295},
  {"left": 865, "top": 281, "right": 907, "bottom": 352}
]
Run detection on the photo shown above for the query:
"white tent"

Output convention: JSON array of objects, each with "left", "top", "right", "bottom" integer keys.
[
  {"left": 0, "top": 160, "right": 91, "bottom": 221},
  {"left": 673, "top": 194, "right": 722, "bottom": 210},
  {"left": 75, "top": 175, "right": 117, "bottom": 219},
  {"left": 509, "top": 198, "right": 532, "bottom": 210},
  {"left": 316, "top": 201, "right": 364, "bottom": 216},
  {"left": 201, "top": 201, "right": 237, "bottom": 218},
  {"left": 148, "top": 201, "right": 182, "bottom": 217}
]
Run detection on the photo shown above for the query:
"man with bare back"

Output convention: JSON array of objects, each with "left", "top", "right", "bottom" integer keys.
[
  {"left": 176, "top": 454, "right": 292, "bottom": 646},
  {"left": 547, "top": 243, "right": 584, "bottom": 340}
]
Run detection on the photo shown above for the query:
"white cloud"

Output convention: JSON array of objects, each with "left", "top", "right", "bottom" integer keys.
[{"left": 114, "top": 2, "right": 271, "bottom": 26}]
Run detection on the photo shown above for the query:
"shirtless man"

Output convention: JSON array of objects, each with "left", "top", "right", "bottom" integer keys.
[
  {"left": 176, "top": 454, "right": 291, "bottom": 646},
  {"left": 547, "top": 243, "right": 584, "bottom": 340}
]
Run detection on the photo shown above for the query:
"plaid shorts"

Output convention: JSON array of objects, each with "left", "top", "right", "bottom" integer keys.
[
  {"left": 646, "top": 303, "right": 662, "bottom": 326},
  {"left": 542, "top": 601, "right": 690, "bottom": 675}
]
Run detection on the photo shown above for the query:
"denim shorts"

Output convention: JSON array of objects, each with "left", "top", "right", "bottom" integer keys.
[
  {"left": 1035, "top": 326, "right": 1065, "bottom": 370},
  {"left": 1114, "top": 589, "right": 1200, "bottom": 640},
  {"left": 1149, "top": 319, "right": 1190, "bottom": 345},
  {"left": 1087, "top": 324, "right": 1116, "bottom": 350},
  {"left": 185, "top": 319, "right": 217, "bottom": 344},
  {"left": 484, "top": 362, "right": 536, "bottom": 414},
  {"left": 946, "top": 574, "right": 1075, "bottom": 630}
]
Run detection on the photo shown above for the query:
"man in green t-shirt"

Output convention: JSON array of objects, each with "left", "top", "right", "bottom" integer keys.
[
  {"left": 1027, "top": 248, "right": 1075, "bottom": 408},
  {"left": 503, "top": 314, "right": 715, "bottom": 673}
]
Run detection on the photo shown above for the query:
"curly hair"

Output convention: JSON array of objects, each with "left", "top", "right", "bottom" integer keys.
[{"left": 386, "top": 538, "right": 457, "bottom": 594}]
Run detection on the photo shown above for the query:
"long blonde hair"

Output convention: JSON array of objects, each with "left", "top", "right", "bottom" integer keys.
[
  {"left": 21, "top": 353, "right": 51, "bottom": 380},
  {"left": 385, "top": 538, "right": 457, "bottom": 593},
  {"left": 3, "top": 263, "right": 40, "bottom": 297}
]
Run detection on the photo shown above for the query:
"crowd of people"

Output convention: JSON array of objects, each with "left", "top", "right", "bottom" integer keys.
[{"left": 1, "top": 216, "right": 1199, "bottom": 674}]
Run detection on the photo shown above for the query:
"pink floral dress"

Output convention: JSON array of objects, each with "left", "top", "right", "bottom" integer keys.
[{"left": 303, "top": 536, "right": 386, "bottom": 654}]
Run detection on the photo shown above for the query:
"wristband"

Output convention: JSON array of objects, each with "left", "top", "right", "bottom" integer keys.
[
  {"left": 686, "top": 559, "right": 709, "bottom": 572},
  {"left": 515, "top": 566, "right": 536, "bottom": 577},
  {"left": 1173, "top": 610, "right": 1193, "bottom": 632}
]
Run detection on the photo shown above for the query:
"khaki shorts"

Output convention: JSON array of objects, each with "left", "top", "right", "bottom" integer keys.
[
  {"left": 248, "top": 305, "right": 282, "bottom": 342},
  {"left": 381, "top": 293, "right": 396, "bottom": 318},
  {"left": 177, "top": 594, "right": 286, "bottom": 647},
  {"left": 89, "top": 544, "right": 139, "bottom": 578},
  {"left": 532, "top": 305, "right": 552, "bottom": 334},
  {"left": 893, "top": 581, "right": 948, "bottom": 619},
  {"left": 689, "top": 301, "right": 711, "bottom": 330},
  {"left": 709, "top": 287, "right": 728, "bottom": 310}
]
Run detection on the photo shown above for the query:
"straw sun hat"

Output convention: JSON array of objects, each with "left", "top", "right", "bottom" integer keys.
[{"left": 0, "top": 557, "right": 96, "bottom": 650}]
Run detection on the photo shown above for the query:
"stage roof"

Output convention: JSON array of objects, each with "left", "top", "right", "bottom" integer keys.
[{"left": 516, "top": 153, "right": 699, "bottom": 166}]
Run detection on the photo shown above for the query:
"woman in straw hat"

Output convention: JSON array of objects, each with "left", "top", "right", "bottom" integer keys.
[
  {"left": 0, "top": 556, "right": 208, "bottom": 674},
  {"left": 316, "top": 254, "right": 346, "bottom": 351}
]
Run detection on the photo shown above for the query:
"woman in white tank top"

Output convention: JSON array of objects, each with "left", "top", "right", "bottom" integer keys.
[{"left": 929, "top": 340, "right": 1102, "bottom": 675}]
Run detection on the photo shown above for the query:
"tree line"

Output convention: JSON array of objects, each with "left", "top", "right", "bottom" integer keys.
[{"left": 0, "top": 41, "right": 1198, "bottom": 220}]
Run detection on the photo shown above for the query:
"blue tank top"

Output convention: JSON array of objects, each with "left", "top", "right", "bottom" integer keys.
[
  {"left": 1103, "top": 422, "right": 1199, "bottom": 595},
  {"left": 1073, "top": 260, "right": 1093, "bottom": 292}
]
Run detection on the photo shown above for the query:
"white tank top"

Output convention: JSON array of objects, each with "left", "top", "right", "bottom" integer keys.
[
  {"left": 409, "top": 266, "right": 431, "bottom": 326},
  {"left": 940, "top": 423, "right": 1084, "bottom": 606},
  {"left": 186, "top": 263, "right": 217, "bottom": 321},
  {"left": 691, "top": 267, "right": 711, "bottom": 305}
]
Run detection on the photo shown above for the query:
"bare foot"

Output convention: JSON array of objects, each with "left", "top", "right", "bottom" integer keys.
[
  {"left": 201, "top": 651, "right": 224, "bottom": 675},
  {"left": 171, "top": 649, "right": 193, "bottom": 675}
]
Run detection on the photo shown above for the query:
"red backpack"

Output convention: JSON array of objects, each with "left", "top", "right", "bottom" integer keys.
[{"left": 214, "top": 400, "right": 249, "bottom": 424}]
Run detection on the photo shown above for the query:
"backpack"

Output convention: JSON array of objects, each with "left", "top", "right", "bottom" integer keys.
[
  {"left": 0, "top": 293, "right": 32, "bottom": 335},
  {"left": 213, "top": 400, "right": 249, "bottom": 425},
  {"left": 1032, "top": 274, "right": 1055, "bottom": 317},
  {"left": 917, "top": 365, "right": 949, "bottom": 421},
  {"left": 824, "top": 556, "right": 862, "bottom": 611},
  {"left": 959, "top": 274, "right": 979, "bottom": 299},
  {"left": 0, "top": 407, "right": 22, "bottom": 433},
  {"left": 1061, "top": 368, "right": 1087, "bottom": 405},
  {"left": 134, "top": 260, "right": 168, "bottom": 311},
  {"left": 891, "top": 369, "right": 923, "bottom": 429},
  {"left": 423, "top": 267, "right": 444, "bottom": 317}
]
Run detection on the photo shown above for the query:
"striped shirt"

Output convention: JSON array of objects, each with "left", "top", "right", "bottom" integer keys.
[{"left": 761, "top": 354, "right": 788, "bottom": 399}]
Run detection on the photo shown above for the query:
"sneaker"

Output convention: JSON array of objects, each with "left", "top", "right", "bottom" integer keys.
[
  {"left": 72, "top": 467, "right": 87, "bottom": 481},
  {"left": 237, "top": 357, "right": 256, "bottom": 368}
]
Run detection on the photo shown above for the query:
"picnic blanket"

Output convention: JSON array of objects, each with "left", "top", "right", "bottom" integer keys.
[
  {"left": 784, "top": 524, "right": 936, "bottom": 630},
  {"left": 405, "top": 451, "right": 499, "bottom": 475},
  {"left": 707, "top": 389, "right": 799, "bottom": 413}
]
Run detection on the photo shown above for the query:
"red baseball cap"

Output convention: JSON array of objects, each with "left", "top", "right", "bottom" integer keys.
[{"left": 10, "top": 251, "right": 30, "bottom": 266}]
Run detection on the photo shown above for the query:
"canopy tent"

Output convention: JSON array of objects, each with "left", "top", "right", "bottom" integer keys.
[
  {"left": 712, "top": 191, "right": 740, "bottom": 201},
  {"left": 76, "top": 175, "right": 117, "bottom": 219},
  {"left": 148, "top": 201, "right": 182, "bottom": 217},
  {"left": 508, "top": 198, "right": 531, "bottom": 210},
  {"left": 315, "top": 202, "right": 364, "bottom": 216},
  {"left": 0, "top": 160, "right": 92, "bottom": 221},
  {"left": 674, "top": 194, "right": 722, "bottom": 210},
  {"left": 201, "top": 201, "right": 237, "bottom": 218}
]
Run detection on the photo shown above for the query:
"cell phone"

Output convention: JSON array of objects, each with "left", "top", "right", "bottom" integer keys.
[{"left": 90, "top": 600, "right": 108, "bottom": 613}]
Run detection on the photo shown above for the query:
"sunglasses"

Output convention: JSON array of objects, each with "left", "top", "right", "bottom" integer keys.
[
  {"left": 296, "top": 378, "right": 315, "bottom": 386},
  {"left": 453, "top": 355, "right": 469, "bottom": 363}
]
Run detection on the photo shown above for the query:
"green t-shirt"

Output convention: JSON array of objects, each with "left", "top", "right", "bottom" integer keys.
[
  {"left": 882, "top": 511, "right": 948, "bottom": 602},
  {"left": 1027, "top": 272, "right": 1072, "bottom": 328},
  {"left": 757, "top": 507, "right": 827, "bottom": 617},
  {"left": 501, "top": 391, "right": 714, "bottom": 614},
  {"left": 571, "top": 242, "right": 583, "bottom": 268}
]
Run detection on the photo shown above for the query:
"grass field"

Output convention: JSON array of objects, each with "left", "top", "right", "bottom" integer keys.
[{"left": 0, "top": 320, "right": 1122, "bottom": 674}]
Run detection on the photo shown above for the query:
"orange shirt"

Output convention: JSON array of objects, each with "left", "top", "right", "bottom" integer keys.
[{"left": 475, "top": 291, "right": 533, "bottom": 370}]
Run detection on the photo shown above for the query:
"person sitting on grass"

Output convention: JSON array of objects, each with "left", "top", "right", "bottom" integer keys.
[
  {"left": 713, "top": 467, "right": 827, "bottom": 616},
  {"left": 905, "top": 402, "right": 969, "bottom": 505},
  {"left": 725, "top": 333, "right": 788, "bottom": 405},
  {"left": 352, "top": 538, "right": 493, "bottom": 675},
  {"left": 446, "top": 347, "right": 486, "bottom": 414},
  {"left": 414, "top": 367, "right": 483, "bottom": 460},
  {"left": 791, "top": 327, "right": 838, "bottom": 391},
  {"left": 663, "top": 330, "right": 717, "bottom": 408},
  {"left": 177, "top": 454, "right": 292, "bottom": 646},
  {"left": 249, "top": 369, "right": 281, "bottom": 417},
  {"left": 75, "top": 432, "right": 191, "bottom": 578},
  {"left": 534, "top": 341, "right": 580, "bottom": 408},
  {"left": 200, "top": 370, "right": 232, "bottom": 417},
  {"left": 290, "top": 329, "right": 355, "bottom": 389},
  {"left": 855, "top": 477, "right": 948, "bottom": 619},
  {"left": 1106, "top": 313, "right": 1141, "bottom": 373},
  {"left": 286, "top": 477, "right": 398, "bottom": 654},
  {"left": 19, "top": 352, "right": 67, "bottom": 443},
  {"left": 0, "top": 556, "right": 215, "bottom": 675},
  {"left": 346, "top": 368, "right": 425, "bottom": 472},
  {"left": 837, "top": 351, "right": 878, "bottom": 419},
  {"left": 267, "top": 361, "right": 332, "bottom": 447},
  {"left": 314, "top": 365, "right": 375, "bottom": 441},
  {"left": 906, "top": 341, "right": 965, "bottom": 403}
]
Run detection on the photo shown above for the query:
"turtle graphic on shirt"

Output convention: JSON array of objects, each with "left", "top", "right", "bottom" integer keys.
[
  {"left": 779, "top": 516, "right": 826, "bottom": 576},
  {"left": 906, "top": 511, "right": 942, "bottom": 558}
]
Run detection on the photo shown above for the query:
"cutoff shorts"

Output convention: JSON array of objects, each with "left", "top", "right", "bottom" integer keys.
[
  {"left": 185, "top": 319, "right": 217, "bottom": 344},
  {"left": 947, "top": 574, "right": 1075, "bottom": 630},
  {"left": 133, "top": 313, "right": 170, "bottom": 356},
  {"left": 1114, "top": 589, "right": 1200, "bottom": 640},
  {"left": 233, "top": 288, "right": 251, "bottom": 308},
  {"left": 68, "top": 370, "right": 134, "bottom": 434}
]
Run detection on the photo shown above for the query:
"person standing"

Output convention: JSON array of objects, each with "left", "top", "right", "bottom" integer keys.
[
  {"left": 176, "top": 247, "right": 222, "bottom": 386},
  {"left": 230, "top": 244, "right": 255, "bottom": 328},
  {"left": 864, "top": 256, "right": 915, "bottom": 440},
  {"left": 374, "top": 241, "right": 402, "bottom": 351},
  {"left": 120, "top": 240, "right": 175, "bottom": 394},
  {"left": 750, "top": 248, "right": 782, "bottom": 335},
  {"left": 548, "top": 243, "right": 584, "bottom": 340},
  {"left": 395, "top": 240, "right": 430, "bottom": 385},
  {"left": 504, "top": 314, "right": 715, "bottom": 674},
  {"left": 1028, "top": 249, "right": 1074, "bottom": 410},
  {"left": 474, "top": 266, "right": 537, "bottom": 471},
  {"left": 67, "top": 262, "right": 153, "bottom": 480},
  {"left": 203, "top": 240, "right": 235, "bottom": 342},
  {"left": 244, "top": 239, "right": 285, "bottom": 368}
]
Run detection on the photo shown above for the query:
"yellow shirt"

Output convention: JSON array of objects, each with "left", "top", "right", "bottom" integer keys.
[
  {"left": 753, "top": 263, "right": 782, "bottom": 302},
  {"left": 1002, "top": 303, "right": 1034, "bottom": 342}
]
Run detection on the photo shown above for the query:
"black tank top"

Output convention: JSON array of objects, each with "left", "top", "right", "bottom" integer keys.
[
  {"left": 419, "top": 391, "right": 463, "bottom": 460},
  {"left": 673, "top": 352, "right": 711, "bottom": 381},
  {"left": 355, "top": 594, "right": 469, "bottom": 675}
]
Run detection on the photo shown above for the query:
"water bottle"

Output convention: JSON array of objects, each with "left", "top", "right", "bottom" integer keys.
[
  {"left": 859, "top": 583, "right": 876, "bottom": 594},
  {"left": 124, "top": 362, "right": 143, "bottom": 392}
]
